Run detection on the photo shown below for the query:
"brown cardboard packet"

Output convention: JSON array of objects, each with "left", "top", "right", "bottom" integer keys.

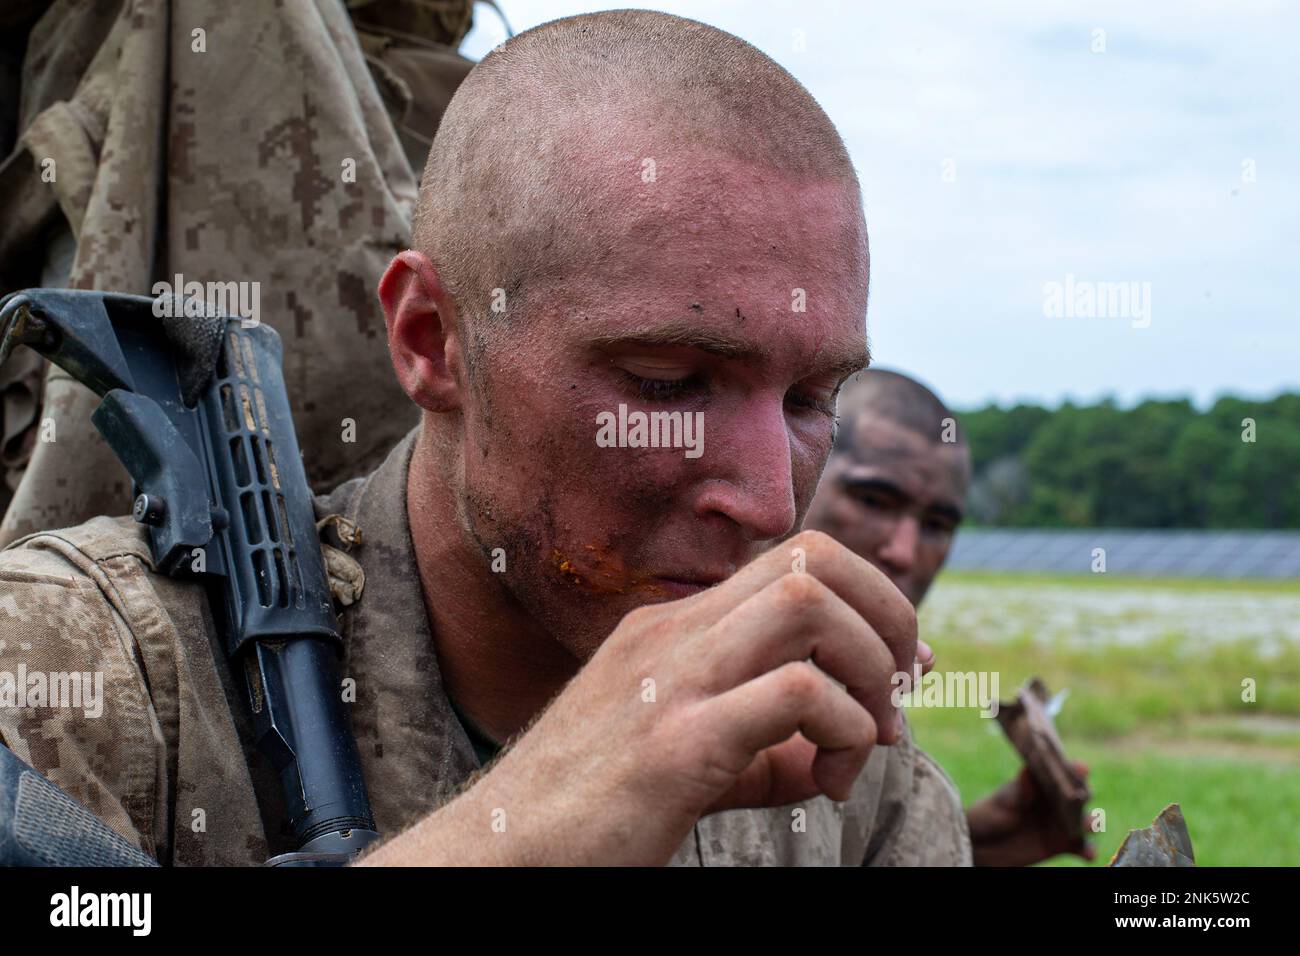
[{"left": 995, "top": 677, "right": 1092, "bottom": 842}]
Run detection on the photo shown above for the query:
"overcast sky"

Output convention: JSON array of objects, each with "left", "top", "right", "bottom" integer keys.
[{"left": 461, "top": 1, "right": 1298, "bottom": 410}]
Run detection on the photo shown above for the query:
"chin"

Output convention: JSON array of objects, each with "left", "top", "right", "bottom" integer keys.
[
  {"left": 884, "top": 573, "right": 921, "bottom": 608},
  {"left": 904, "top": 581, "right": 930, "bottom": 609},
  {"left": 547, "top": 595, "right": 644, "bottom": 661}
]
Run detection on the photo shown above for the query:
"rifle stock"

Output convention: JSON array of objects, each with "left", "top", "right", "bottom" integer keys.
[{"left": 0, "top": 289, "right": 378, "bottom": 865}]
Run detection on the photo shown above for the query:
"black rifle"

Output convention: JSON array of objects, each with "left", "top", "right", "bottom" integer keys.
[{"left": 0, "top": 289, "right": 378, "bottom": 865}]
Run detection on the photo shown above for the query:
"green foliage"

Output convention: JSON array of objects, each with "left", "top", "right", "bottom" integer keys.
[{"left": 959, "top": 392, "right": 1300, "bottom": 527}]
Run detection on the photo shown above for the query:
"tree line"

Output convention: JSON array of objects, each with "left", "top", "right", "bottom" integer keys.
[{"left": 957, "top": 393, "right": 1300, "bottom": 529}]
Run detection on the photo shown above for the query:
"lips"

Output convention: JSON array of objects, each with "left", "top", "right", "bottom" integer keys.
[{"left": 651, "top": 573, "right": 728, "bottom": 599}]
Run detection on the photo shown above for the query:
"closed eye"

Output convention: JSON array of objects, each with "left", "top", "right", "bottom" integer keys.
[{"left": 618, "top": 369, "right": 708, "bottom": 402}]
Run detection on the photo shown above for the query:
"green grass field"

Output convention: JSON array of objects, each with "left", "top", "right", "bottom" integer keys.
[{"left": 906, "top": 571, "right": 1300, "bottom": 866}]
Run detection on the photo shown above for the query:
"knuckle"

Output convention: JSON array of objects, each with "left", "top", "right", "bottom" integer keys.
[
  {"left": 790, "top": 528, "right": 837, "bottom": 563},
  {"left": 769, "top": 570, "right": 827, "bottom": 610},
  {"left": 779, "top": 661, "right": 825, "bottom": 706}
]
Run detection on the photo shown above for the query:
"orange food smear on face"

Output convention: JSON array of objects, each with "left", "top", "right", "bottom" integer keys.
[{"left": 552, "top": 546, "right": 667, "bottom": 596}]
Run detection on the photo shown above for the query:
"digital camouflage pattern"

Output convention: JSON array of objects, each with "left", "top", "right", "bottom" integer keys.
[
  {"left": 0, "top": 0, "right": 477, "bottom": 543},
  {"left": 0, "top": 428, "right": 972, "bottom": 866}
]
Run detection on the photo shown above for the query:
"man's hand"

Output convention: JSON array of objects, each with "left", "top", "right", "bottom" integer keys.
[
  {"left": 966, "top": 762, "right": 1095, "bottom": 867},
  {"left": 360, "top": 529, "right": 920, "bottom": 866}
]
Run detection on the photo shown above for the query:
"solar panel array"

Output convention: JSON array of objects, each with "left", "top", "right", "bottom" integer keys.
[{"left": 946, "top": 529, "right": 1300, "bottom": 578}]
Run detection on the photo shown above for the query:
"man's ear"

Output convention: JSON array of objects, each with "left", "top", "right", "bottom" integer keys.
[{"left": 378, "top": 250, "right": 466, "bottom": 412}]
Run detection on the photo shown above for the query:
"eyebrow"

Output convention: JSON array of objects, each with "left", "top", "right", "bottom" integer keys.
[{"left": 586, "top": 319, "right": 871, "bottom": 381}]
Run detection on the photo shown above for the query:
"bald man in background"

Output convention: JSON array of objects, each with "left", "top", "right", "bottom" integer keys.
[
  {"left": 1, "top": 11, "right": 973, "bottom": 866},
  {"left": 806, "top": 369, "right": 1094, "bottom": 866}
]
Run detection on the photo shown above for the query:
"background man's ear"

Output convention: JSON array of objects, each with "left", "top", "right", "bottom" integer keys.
[{"left": 378, "top": 250, "right": 467, "bottom": 413}]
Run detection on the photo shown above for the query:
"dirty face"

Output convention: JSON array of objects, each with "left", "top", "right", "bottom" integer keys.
[
  {"left": 805, "top": 415, "right": 969, "bottom": 607},
  {"left": 457, "top": 146, "right": 870, "bottom": 659}
]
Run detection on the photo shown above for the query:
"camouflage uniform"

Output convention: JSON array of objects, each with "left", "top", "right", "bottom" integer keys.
[
  {"left": 0, "top": 428, "right": 973, "bottom": 866},
  {"left": 0, "top": 0, "right": 476, "bottom": 542}
]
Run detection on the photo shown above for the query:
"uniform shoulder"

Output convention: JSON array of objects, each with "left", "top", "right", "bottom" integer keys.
[
  {"left": 0, "top": 514, "right": 172, "bottom": 857},
  {"left": 1, "top": 514, "right": 154, "bottom": 573}
]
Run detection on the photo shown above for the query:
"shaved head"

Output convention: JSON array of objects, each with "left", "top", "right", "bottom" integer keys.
[
  {"left": 411, "top": 9, "right": 864, "bottom": 337},
  {"left": 835, "top": 368, "right": 968, "bottom": 459}
]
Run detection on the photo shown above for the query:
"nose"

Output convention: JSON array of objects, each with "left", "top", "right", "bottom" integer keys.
[
  {"left": 692, "top": 398, "right": 797, "bottom": 542},
  {"left": 877, "top": 514, "right": 920, "bottom": 575}
]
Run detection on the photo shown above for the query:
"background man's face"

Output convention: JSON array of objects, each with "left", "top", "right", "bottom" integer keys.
[
  {"left": 453, "top": 146, "right": 869, "bottom": 658},
  {"left": 805, "top": 415, "right": 968, "bottom": 607}
]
